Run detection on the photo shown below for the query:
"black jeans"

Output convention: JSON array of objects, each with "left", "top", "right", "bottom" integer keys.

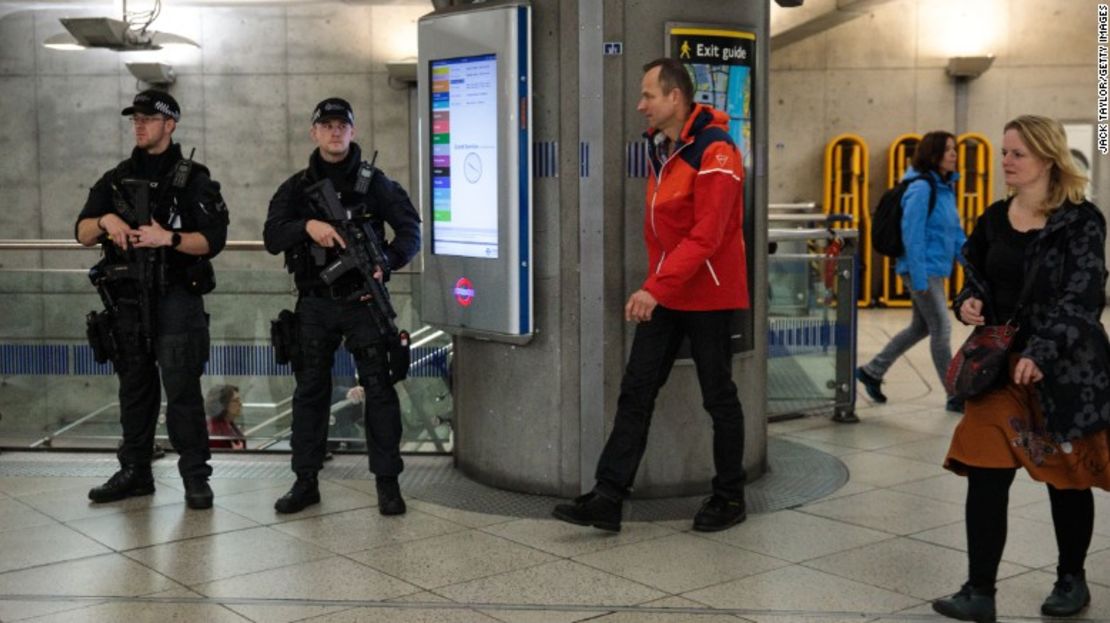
[
  {"left": 115, "top": 286, "right": 212, "bottom": 479},
  {"left": 594, "top": 306, "right": 746, "bottom": 500},
  {"left": 290, "top": 296, "right": 403, "bottom": 478},
  {"left": 966, "top": 467, "right": 1095, "bottom": 590}
]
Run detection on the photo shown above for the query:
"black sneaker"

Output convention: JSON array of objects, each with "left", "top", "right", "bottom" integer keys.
[
  {"left": 692, "top": 495, "right": 747, "bottom": 532},
  {"left": 552, "top": 491, "right": 622, "bottom": 532},
  {"left": 183, "top": 477, "right": 213, "bottom": 510},
  {"left": 932, "top": 583, "right": 996, "bottom": 622},
  {"left": 88, "top": 465, "right": 155, "bottom": 503},
  {"left": 274, "top": 476, "right": 320, "bottom": 514},
  {"left": 376, "top": 477, "right": 407, "bottom": 516},
  {"left": 856, "top": 367, "right": 887, "bottom": 403},
  {"left": 1041, "top": 571, "right": 1090, "bottom": 617}
]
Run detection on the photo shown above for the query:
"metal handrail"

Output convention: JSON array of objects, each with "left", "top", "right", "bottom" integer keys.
[
  {"left": 769, "top": 228, "right": 859, "bottom": 243},
  {"left": 0, "top": 239, "right": 264, "bottom": 251},
  {"left": 768, "top": 202, "right": 819, "bottom": 211},
  {"left": 0, "top": 239, "right": 416, "bottom": 274},
  {"left": 30, "top": 402, "right": 122, "bottom": 448}
]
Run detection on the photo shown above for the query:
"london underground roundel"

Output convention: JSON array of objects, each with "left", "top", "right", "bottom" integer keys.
[{"left": 454, "top": 277, "right": 475, "bottom": 307}]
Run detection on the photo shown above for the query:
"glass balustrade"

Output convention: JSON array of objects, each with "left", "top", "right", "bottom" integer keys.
[
  {"left": 0, "top": 242, "right": 453, "bottom": 453},
  {"left": 766, "top": 230, "right": 857, "bottom": 421}
]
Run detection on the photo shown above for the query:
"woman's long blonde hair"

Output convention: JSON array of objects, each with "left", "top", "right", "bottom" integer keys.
[{"left": 1004, "top": 115, "right": 1088, "bottom": 211}]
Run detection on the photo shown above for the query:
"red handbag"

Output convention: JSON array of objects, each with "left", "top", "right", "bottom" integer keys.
[
  {"left": 945, "top": 258, "right": 1040, "bottom": 401},
  {"left": 944, "top": 324, "right": 1017, "bottom": 400}
]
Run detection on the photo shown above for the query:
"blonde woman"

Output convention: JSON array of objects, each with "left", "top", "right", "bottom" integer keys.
[{"left": 933, "top": 115, "right": 1110, "bottom": 621}]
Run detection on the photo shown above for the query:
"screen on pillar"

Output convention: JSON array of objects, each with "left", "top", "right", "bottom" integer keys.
[
  {"left": 418, "top": 3, "right": 533, "bottom": 343},
  {"left": 429, "top": 54, "right": 500, "bottom": 259}
]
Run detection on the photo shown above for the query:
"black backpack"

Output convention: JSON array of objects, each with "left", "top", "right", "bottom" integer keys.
[{"left": 870, "top": 176, "right": 937, "bottom": 258}]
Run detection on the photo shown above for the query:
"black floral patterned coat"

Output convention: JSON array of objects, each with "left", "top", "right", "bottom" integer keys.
[{"left": 956, "top": 198, "right": 1110, "bottom": 440}]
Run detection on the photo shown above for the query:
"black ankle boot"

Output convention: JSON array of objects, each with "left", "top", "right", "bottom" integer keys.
[
  {"left": 932, "top": 583, "right": 996, "bottom": 622},
  {"left": 1042, "top": 570, "right": 1090, "bottom": 617},
  {"left": 184, "top": 477, "right": 213, "bottom": 510},
  {"left": 693, "top": 494, "right": 747, "bottom": 532},
  {"left": 376, "top": 477, "right": 406, "bottom": 516},
  {"left": 274, "top": 475, "right": 320, "bottom": 514},
  {"left": 551, "top": 490, "right": 622, "bottom": 532},
  {"left": 88, "top": 465, "right": 155, "bottom": 503}
]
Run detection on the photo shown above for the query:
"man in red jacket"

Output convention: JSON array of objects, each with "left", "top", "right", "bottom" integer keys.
[{"left": 553, "top": 58, "right": 749, "bottom": 533}]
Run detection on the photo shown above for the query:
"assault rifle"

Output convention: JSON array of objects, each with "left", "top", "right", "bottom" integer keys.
[
  {"left": 306, "top": 178, "right": 397, "bottom": 336},
  {"left": 98, "top": 178, "right": 163, "bottom": 353},
  {"left": 304, "top": 173, "right": 411, "bottom": 382}
]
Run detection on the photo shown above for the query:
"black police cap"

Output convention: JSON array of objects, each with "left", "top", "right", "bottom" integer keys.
[
  {"left": 312, "top": 97, "right": 354, "bottom": 126},
  {"left": 121, "top": 89, "right": 181, "bottom": 122}
]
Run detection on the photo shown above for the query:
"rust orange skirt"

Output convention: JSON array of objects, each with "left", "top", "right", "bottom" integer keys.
[{"left": 944, "top": 362, "right": 1110, "bottom": 491}]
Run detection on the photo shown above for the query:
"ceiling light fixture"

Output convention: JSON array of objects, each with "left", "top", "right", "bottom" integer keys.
[{"left": 43, "top": 0, "right": 198, "bottom": 52}]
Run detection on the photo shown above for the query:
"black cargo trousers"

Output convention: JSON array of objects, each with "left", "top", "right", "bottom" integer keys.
[
  {"left": 114, "top": 285, "right": 212, "bottom": 479},
  {"left": 289, "top": 295, "right": 403, "bottom": 478}
]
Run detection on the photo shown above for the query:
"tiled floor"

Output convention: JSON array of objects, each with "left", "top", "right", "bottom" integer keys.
[{"left": 1, "top": 309, "right": 1109, "bottom": 622}]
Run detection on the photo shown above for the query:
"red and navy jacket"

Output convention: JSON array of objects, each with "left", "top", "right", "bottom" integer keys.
[{"left": 642, "top": 104, "right": 748, "bottom": 311}]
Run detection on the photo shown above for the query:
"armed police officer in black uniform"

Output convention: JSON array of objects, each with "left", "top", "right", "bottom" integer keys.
[
  {"left": 264, "top": 98, "right": 421, "bottom": 515},
  {"left": 76, "top": 90, "right": 229, "bottom": 510}
]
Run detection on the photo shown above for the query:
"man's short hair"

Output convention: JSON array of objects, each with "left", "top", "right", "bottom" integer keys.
[{"left": 642, "top": 58, "right": 694, "bottom": 104}]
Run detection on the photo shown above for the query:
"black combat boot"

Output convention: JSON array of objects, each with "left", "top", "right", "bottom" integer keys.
[
  {"left": 932, "top": 583, "right": 996, "bottom": 622},
  {"left": 551, "top": 490, "right": 622, "bottom": 532},
  {"left": 88, "top": 465, "right": 155, "bottom": 503},
  {"left": 376, "top": 476, "right": 406, "bottom": 516},
  {"left": 183, "top": 477, "right": 213, "bottom": 510},
  {"left": 693, "top": 494, "right": 747, "bottom": 532},
  {"left": 1041, "top": 570, "right": 1090, "bottom": 617},
  {"left": 274, "top": 475, "right": 320, "bottom": 514}
]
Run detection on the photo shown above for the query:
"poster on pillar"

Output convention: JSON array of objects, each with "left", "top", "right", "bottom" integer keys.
[{"left": 667, "top": 24, "right": 756, "bottom": 354}]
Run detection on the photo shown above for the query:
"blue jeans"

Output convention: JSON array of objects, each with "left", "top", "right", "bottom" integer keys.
[{"left": 862, "top": 275, "right": 952, "bottom": 389}]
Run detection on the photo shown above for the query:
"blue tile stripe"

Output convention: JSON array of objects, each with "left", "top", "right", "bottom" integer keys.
[
  {"left": 767, "top": 318, "right": 850, "bottom": 358},
  {"left": 2, "top": 343, "right": 451, "bottom": 379},
  {"left": 0, "top": 344, "right": 68, "bottom": 375},
  {"left": 626, "top": 141, "right": 650, "bottom": 178},
  {"left": 579, "top": 142, "right": 589, "bottom": 178},
  {"left": 533, "top": 141, "right": 558, "bottom": 178}
]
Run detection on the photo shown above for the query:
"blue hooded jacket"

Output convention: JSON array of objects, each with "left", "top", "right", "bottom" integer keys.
[{"left": 895, "top": 167, "right": 965, "bottom": 291}]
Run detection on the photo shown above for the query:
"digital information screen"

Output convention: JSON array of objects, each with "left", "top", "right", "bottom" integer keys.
[{"left": 430, "top": 54, "right": 499, "bottom": 259}]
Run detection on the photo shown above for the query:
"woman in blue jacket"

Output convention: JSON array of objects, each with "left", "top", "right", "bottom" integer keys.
[{"left": 857, "top": 131, "right": 966, "bottom": 412}]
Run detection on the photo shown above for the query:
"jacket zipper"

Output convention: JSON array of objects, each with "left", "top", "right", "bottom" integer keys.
[{"left": 649, "top": 141, "right": 691, "bottom": 241}]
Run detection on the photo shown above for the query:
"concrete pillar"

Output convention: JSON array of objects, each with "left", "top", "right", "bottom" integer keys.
[{"left": 452, "top": 0, "right": 770, "bottom": 498}]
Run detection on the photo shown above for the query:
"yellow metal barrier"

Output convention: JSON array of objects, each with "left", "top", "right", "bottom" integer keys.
[
  {"left": 822, "top": 134, "right": 869, "bottom": 306},
  {"left": 953, "top": 133, "right": 993, "bottom": 297},
  {"left": 880, "top": 134, "right": 921, "bottom": 308}
]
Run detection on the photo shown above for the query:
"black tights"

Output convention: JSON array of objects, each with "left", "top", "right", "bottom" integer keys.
[{"left": 966, "top": 467, "right": 1095, "bottom": 591}]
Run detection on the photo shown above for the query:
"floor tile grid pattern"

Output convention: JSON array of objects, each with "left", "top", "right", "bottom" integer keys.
[{"left": 0, "top": 309, "right": 1109, "bottom": 621}]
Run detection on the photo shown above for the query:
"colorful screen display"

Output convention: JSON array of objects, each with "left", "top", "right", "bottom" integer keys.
[{"left": 430, "top": 54, "right": 499, "bottom": 258}]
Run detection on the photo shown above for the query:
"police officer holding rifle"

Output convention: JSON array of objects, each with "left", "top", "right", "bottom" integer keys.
[
  {"left": 264, "top": 97, "right": 421, "bottom": 515},
  {"left": 76, "top": 90, "right": 229, "bottom": 509}
]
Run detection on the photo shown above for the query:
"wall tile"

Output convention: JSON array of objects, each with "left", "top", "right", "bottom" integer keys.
[
  {"left": 915, "top": 0, "right": 1010, "bottom": 68},
  {"left": 286, "top": 5, "right": 373, "bottom": 74},
  {"left": 202, "top": 74, "right": 289, "bottom": 190},
  {"left": 1009, "top": 0, "right": 1097, "bottom": 66},
  {"left": 825, "top": 0, "right": 915, "bottom": 69},
  {"left": 768, "top": 70, "right": 826, "bottom": 203},
  {"left": 201, "top": 7, "right": 286, "bottom": 75},
  {"left": 369, "top": 5, "right": 425, "bottom": 64},
  {"left": 913, "top": 68, "right": 957, "bottom": 134},
  {"left": 0, "top": 77, "right": 39, "bottom": 187},
  {"left": 0, "top": 11, "right": 35, "bottom": 75}
]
